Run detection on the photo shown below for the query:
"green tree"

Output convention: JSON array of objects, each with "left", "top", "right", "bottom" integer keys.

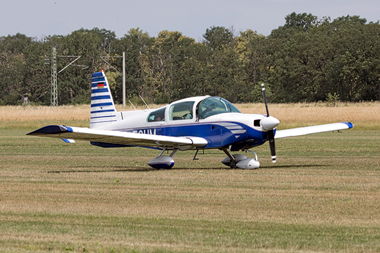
[
  {"left": 269, "top": 32, "right": 316, "bottom": 101},
  {"left": 235, "top": 29, "right": 269, "bottom": 101},
  {"left": 172, "top": 41, "right": 208, "bottom": 100},
  {"left": 116, "top": 28, "right": 153, "bottom": 103},
  {"left": 202, "top": 26, "right": 244, "bottom": 102},
  {"left": 0, "top": 34, "right": 31, "bottom": 104},
  {"left": 55, "top": 28, "right": 117, "bottom": 104},
  {"left": 22, "top": 37, "right": 52, "bottom": 105},
  {"left": 284, "top": 12, "right": 318, "bottom": 32},
  {"left": 144, "top": 30, "right": 196, "bottom": 103}
]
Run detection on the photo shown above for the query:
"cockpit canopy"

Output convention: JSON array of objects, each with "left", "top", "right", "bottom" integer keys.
[
  {"left": 198, "top": 97, "right": 241, "bottom": 119},
  {"left": 146, "top": 96, "right": 241, "bottom": 122}
]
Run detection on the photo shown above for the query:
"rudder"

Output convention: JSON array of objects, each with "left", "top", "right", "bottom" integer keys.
[{"left": 90, "top": 70, "right": 117, "bottom": 128}]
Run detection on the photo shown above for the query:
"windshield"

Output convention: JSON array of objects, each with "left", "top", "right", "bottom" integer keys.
[{"left": 197, "top": 97, "right": 241, "bottom": 119}]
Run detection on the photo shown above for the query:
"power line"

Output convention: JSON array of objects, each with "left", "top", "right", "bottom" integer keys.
[
  {"left": 49, "top": 47, "right": 81, "bottom": 106},
  {"left": 49, "top": 49, "right": 125, "bottom": 107}
]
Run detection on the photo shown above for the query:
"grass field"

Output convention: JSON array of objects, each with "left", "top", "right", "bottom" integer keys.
[{"left": 1, "top": 103, "right": 380, "bottom": 252}]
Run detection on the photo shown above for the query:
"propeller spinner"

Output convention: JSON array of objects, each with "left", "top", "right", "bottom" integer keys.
[{"left": 261, "top": 83, "right": 279, "bottom": 163}]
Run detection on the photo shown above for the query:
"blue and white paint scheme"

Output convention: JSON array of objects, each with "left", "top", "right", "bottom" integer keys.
[
  {"left": 27, "top": 71, "right": 354, "bottom": 169},
  {"left": 90, "top": 71, "right": 117, "bottom": 128}
]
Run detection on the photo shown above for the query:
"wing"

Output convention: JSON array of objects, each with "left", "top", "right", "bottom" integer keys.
[
  {"left": 27, "top": 125, "right": 208, "bottom": 150},
  {"left": 275, "top": 122, "right": 353, "bottom": 139}
]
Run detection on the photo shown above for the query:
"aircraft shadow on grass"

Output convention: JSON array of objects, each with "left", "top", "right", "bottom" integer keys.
[{"left": 47, "top": 164, "right": 327, "bottom": 174}]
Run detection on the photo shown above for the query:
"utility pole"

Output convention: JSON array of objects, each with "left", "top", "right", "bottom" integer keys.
[
  {"left": 49, "top": 47, "right": 81, "bottom": 106},
  {"left": 50, "top": 48, "right": 124, "bottom": 107},
  {"left": 51, "top": 47, "right": 58, "bottom": 106},
  {"left": 123, "top": 51, "right": 126, "bottom": 108}
]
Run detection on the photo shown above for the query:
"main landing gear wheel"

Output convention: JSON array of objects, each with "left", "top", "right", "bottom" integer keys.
[{"left": 148, "top": 148, "right": 178, "bottom": 169}]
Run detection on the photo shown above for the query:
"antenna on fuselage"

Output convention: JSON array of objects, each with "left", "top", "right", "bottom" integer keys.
[
  {"left": 129, "top": 100, "right": 137, "bottom": 110},
  {"left": 139, "top": 95, "right": 150, "bottom": 109}
]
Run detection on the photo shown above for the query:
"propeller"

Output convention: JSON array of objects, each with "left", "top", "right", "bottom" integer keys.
[{"left": 260, "top": 83, "right": 279, "bottom": 163}]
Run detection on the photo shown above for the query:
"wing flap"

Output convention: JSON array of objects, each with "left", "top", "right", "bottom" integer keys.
[
  {"left": 27, "top": 125, "right": 208, "bottom": 149},
  {"left": 275, "top": 122, "right": 353, "bottom": 139}
]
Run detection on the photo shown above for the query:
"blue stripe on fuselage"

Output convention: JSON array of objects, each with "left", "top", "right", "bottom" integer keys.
[{"left": 114, "top": 121, "right": 266, "bottom": 149}]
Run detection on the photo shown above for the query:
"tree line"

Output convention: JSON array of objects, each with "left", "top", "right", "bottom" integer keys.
[{"left": 1, "top": 12, "right": 379, "bottom": 105}]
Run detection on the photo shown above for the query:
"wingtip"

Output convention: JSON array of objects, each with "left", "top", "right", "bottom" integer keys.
[
  {"left": 26, "top": 125, "right": 72, "bottom": 136},
  {"left": 344, "top": 122, "right": 354, "bottom": 129}
]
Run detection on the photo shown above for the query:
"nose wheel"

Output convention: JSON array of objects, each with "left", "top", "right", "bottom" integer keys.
[{"left": 221, "top": 149, "right": 260, "bottom": 169}]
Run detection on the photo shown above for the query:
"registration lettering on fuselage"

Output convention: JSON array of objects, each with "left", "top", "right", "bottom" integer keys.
[{"left": 133, "top": 129, "right": 157, "bottom": 135}]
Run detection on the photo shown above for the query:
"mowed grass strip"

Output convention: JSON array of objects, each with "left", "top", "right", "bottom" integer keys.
[
  {"left": 0, "top": 129, "right": 379, "bottom": 252},
  {"left": 1, "top": 212, "right": 380, "bottom": 252}
]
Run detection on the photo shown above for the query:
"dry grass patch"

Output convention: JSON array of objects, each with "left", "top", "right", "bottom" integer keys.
[
  {"left": 0, "top": 104, "right": 159, "bottom": 122},
  {"left": 1, "top": 101, "right": 379, "bottom": 130},
  {"left": 1, "top": 104, "right": 89, "bottom": 121},
  {"left": 238, "top": 101, "right": 380, "bottom": 130}
]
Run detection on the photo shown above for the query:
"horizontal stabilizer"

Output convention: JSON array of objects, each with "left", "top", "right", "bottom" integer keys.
[
  {"left": 27, "top": 125, "right": 208, "bottom": 150},
  {"left": 62, "top": 138, "right": 76, "bottom": 143},
  {"left": 275, "top": 122, "right": 353, "bottom": 139}
]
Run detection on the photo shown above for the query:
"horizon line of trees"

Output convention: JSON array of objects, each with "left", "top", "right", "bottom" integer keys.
[{"left": 1, "top": 12, "right": 379, "bottom": 106}]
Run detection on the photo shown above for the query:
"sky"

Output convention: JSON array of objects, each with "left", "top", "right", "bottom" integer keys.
[{"left": 1, "top": 0, "right": 379, "bottom": 40}]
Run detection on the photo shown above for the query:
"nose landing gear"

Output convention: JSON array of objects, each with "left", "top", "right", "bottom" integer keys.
[{"left": 221, "top": 149, "right": 260, "bottom": 169}]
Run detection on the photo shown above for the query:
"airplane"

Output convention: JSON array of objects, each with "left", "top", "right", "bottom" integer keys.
[{"left": 27, "top": 70, "right": 354, "bottom": 169}]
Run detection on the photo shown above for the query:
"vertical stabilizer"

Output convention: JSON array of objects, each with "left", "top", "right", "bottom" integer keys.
[{"left": 90, "top": 71, "right": 117, "bottom": 128}]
